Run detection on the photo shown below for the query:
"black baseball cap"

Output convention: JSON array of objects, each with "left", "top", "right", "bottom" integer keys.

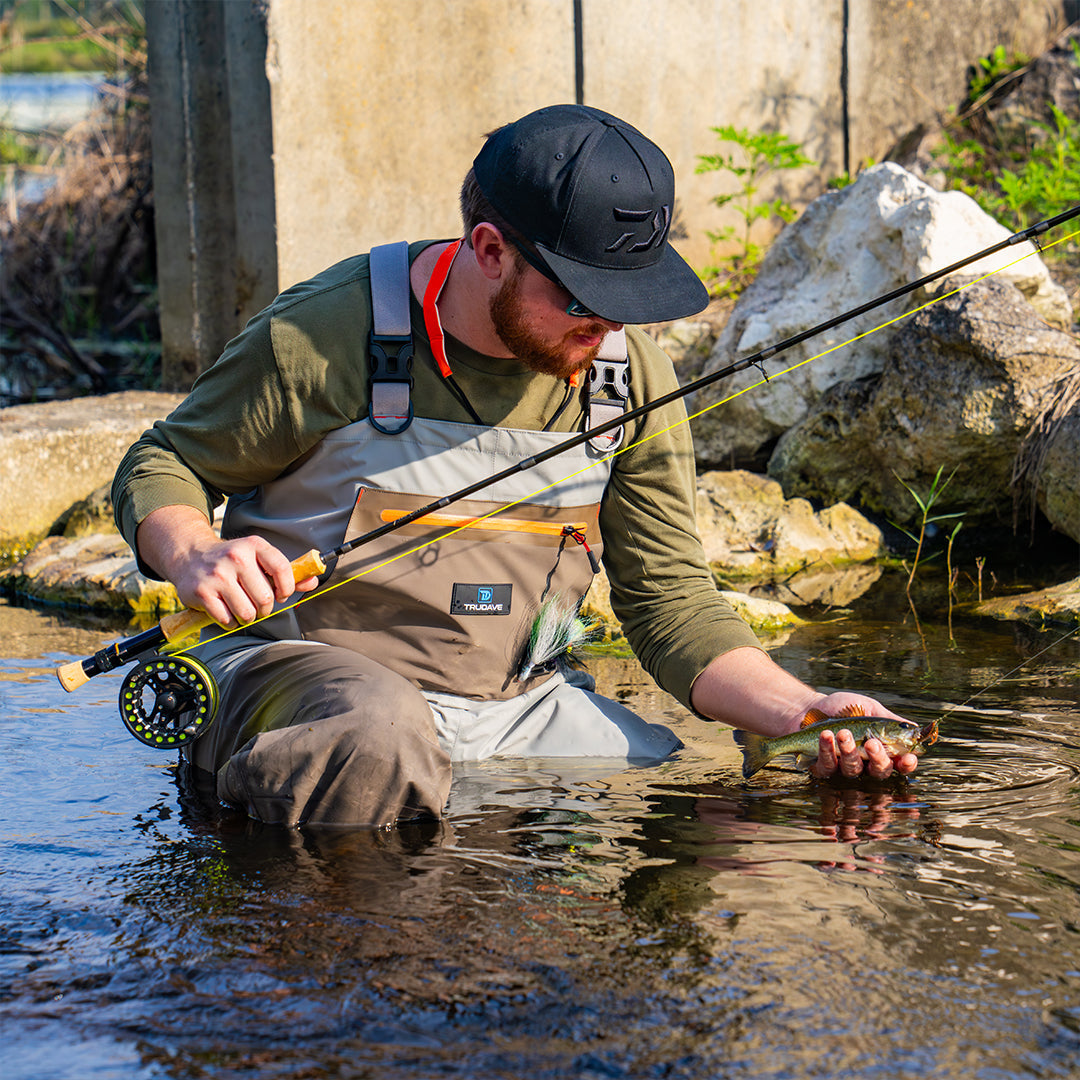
[{"left": 472, "top": 104, "right": 708, "bottom": 325}]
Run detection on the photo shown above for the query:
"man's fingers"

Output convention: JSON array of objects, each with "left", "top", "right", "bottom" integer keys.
[
  {"left": 254, "top": 540, "right": 301, "bottom": 603},
  {"left": 862, "top": 736, "right": 894, "bottom": 780},
  {"left": 810, "top": 729, "right": 918, "bottom": 782},
  {"left": 184, "top": 539, "right": 292, "bottom": 625},
  {"left": 810, "top": 730, "right": 838, "bottom": 778},
  {"left": 836, "top": 728, "right": 865, "bottom": 778},
  {"left": 894, "top": 752, "right": 919, "bottom": 775}
]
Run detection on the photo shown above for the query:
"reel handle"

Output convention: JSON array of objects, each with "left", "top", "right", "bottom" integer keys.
[{"left": 55, "top": 548, "right": 326, "bottom": 692}]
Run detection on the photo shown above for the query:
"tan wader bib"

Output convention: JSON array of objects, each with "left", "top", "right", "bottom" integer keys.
[
  {"left": 222, "top": 415, "right": 612, "bottom": 699},
  {"left": 188, "top": 416, "right": 684, "bottom": 825}
]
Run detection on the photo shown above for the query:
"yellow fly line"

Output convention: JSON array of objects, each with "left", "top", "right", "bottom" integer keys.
[{"left": 189, "top": 227, "right": 1079, "bottom": 654}]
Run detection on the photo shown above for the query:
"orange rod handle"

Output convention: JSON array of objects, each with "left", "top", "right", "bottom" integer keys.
[{"left": 55, "top": 548, "right": 326, "bottom": 692}]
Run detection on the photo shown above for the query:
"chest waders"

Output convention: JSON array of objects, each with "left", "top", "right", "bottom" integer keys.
[{"left": 114, "top": 241, "right": 631, "bottom": 746}]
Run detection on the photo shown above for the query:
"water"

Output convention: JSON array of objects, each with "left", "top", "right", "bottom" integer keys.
[
  {"left": 2, "top": 594, "right": 1079, "bottom": 1079},
  {"left": 0, "top": 72, "right": 107, "bottom": 132}
]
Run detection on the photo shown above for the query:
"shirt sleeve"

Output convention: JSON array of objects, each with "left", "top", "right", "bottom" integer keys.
[
  {"left": 112, "top": 266, "right": 372, "bottom": 577},
  {"left": 598, "top": 327, "right": 764, "bottom": 712}
]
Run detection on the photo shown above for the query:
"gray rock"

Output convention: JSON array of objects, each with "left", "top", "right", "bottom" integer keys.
[
  {"left": 768, "top": 276, "right": 1080, "bottom": 528},
  {"left": 688, "top": 163, "right": 1071, "bottom": 467},
  {"left": 1014, "top": 368, "right": 1080, "bottom": 544},
  {"left": 0, "top": 391, "right": 183, "bottom": 544},
  {"left": 1036, "top": 405, "right": 1080, "bottom": 542}
]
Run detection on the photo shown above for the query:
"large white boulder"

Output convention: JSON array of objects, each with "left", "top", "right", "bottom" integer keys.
[{"left": 688, "top": 163, "right": 1072, "bottom": 467}]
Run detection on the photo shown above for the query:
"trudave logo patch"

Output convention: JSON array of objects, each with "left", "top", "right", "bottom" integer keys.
[{"left": 450, "top": 583, "right": 512, "bottom": 615}]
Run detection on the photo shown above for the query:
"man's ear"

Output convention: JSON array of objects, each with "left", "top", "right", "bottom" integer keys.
[{"left": 470, "top": 223, "right": 514, "bottom": 281}]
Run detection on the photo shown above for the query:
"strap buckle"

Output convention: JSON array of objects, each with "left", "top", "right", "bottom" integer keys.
[{"left": 368, "top": 331, "right": 414, "bottom": 434}]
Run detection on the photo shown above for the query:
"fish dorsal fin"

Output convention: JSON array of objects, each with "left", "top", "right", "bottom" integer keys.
[
  {"left": 800, "top": 703, "right": 868, "bottom": 728},
  {"left": 837, "top": 703, "right": 868, "bottom": 718}
]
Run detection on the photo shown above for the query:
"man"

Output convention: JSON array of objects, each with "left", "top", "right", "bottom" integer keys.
[{"left": 113, "top": 104, "right": 918, "bottom": 827}]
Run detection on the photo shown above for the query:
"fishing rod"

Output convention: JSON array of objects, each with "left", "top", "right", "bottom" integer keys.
[{"left": 54, "top": 205, "right": 1080, "bottom": 747}]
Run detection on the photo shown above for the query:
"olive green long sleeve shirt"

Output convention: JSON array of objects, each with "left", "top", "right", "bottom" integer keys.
[{"left": 113, "top": 241, "right": 762, "bottom": 710}]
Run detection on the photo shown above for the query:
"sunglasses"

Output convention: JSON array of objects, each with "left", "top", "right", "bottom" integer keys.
[{"left": 508, "top": 238, "right": 598, "bottom": 318}]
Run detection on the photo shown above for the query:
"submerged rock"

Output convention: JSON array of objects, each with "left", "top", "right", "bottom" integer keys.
[{"left": 969, "top": 575, "right": 1080, "bottom": 628}]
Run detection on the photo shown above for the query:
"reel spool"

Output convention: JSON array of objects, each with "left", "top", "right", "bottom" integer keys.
[{"left": 119, "top": 655, "right": 219, "bottom": 749}]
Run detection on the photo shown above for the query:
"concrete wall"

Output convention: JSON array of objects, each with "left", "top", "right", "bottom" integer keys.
[
  {"left": 147, "top": 0, "right": 277, "bottom": 389},
  {"left": 147, "top": 0, "right": 1071, "bottom": 385},
  {"left": 266, "top": 0, "right": 577, "bottom": 288}
]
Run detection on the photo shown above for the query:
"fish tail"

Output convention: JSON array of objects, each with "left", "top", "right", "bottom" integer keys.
[{"left": 731, "top": 729, "right": 771, "bottom": 779}]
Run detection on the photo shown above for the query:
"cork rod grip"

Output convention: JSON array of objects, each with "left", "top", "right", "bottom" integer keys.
[
  {"left": 159, "top": 547, "right": 326, "bottom": 642},
  {"left": 54, "top": 549, "right": 326, "bottom": 693},
  {"left": 56, "top": 658, "right": 92, "bottom": 692}
]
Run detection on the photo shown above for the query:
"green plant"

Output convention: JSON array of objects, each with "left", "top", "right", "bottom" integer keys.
[
  {"left": 934, "top": 103, "right": 1080, "bottom": 249},
  {"left": 994, "top": 104, "right": 1080, "bottom": 227},
  {"left": 695, "top": 125, "right": 815, "bottom": 297},
  {"left": 931, "top": 38, "right": 1079, "bottom": 260},
  {"left": 967, "top": 44, "right": 1030, "bottom": 104},
  {"left": 891, "top": 466, "right": 964, "bottom": 595}
]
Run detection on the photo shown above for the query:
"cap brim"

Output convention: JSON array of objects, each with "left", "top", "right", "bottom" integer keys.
[{"left": 536, "top": 242, "right": 709, "bottom": 325}]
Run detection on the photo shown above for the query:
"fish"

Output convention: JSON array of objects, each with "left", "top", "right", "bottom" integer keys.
[{"left": 731, "top": 703, "right": 939, "bottom": 779}]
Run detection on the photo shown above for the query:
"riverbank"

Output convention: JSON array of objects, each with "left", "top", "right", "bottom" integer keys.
[{"left": 1, "top": 388, "right": 1076, "bottom": 637}]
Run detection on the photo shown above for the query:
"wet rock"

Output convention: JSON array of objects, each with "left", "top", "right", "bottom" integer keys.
[
  {"left": 745, "top": 563, "right": 884, "bottom": 609},
  {"left": 581, "top": 561, "right": 802, "bottom": 641},
  {"left": 0, "top": 533, "right": 180, "bottom": 615},
  {"left": 688, "top": 163, "right": 1071, "bottom": 468},
  {"left": 0, "top": 391, "right": 183, "bottom": 544},
  {"left": 969, "top": 575, "right": 1080, "bottom": 628},
  {"left": 694, "top": 470, "right": 883, "bottom": 579},
  {"left": 768, "top": 276, "right": 1080, "bottom": 528},
  {"left": 48, "top": 482, "right": 117, "bottom": 538}
]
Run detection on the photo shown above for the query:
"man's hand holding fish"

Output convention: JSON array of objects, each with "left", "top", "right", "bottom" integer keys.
[
  {"left": 691, "top": 647, "right": 930, "bottom": 781},
  {"left": 794, "top": 694, "right": 922, "bottom": 780}
]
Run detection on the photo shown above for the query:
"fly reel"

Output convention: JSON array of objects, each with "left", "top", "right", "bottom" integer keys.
[{"left": 119, "top": 655, "right": 219, "bottom": 749}]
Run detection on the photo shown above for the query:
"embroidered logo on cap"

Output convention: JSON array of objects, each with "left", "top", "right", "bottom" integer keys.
[
  {"left": 606, "top": 205, "right": 671, "bottom": 253},
  {"left": 451, "top": 583, "right": 513, "bottom": 615}
]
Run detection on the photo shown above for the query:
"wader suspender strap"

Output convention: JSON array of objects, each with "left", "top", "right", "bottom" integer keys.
[
  {"left": 587, "top": 329, "right": 629, "bottom": 452},
  {"left": 368, "top": 241, "right": 414, "bottom": 434},
  {"left": 369, "top": 239, "right": 629, "bottom": 440}
]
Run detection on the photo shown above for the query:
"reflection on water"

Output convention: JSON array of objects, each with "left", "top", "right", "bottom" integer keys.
[{"left": 1, "top": 597, "right": 1078, "bottom": 1079}]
